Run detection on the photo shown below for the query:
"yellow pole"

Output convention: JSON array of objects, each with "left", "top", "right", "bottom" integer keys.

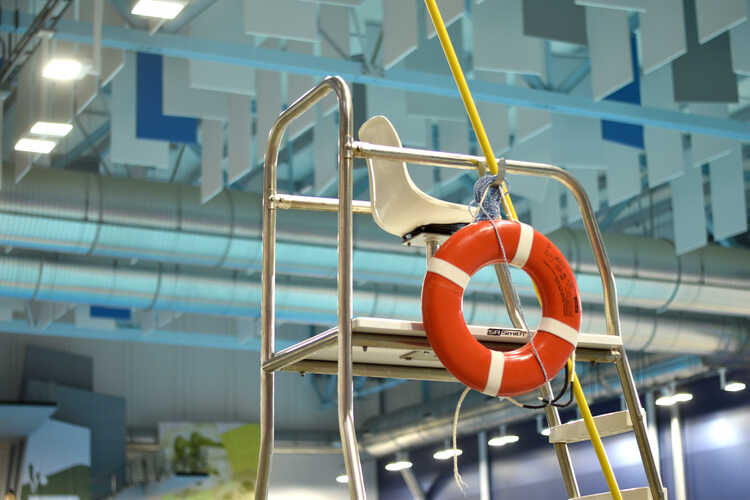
[{"left": 423, "top": 2, "right": 622, "bottom": 498}]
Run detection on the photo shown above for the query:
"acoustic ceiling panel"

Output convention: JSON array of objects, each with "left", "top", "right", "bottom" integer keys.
[
  {"left": 574, "top": 0, "right": 647, "bottom": 11},
  {"left": 255, "top": 69, "right": 282, "bottom": 161},
  {"left": 366, "top": 86, "right": 427, "bottom": 147},
  {"left": 286, "top": 41, "right": 316, "bottom": 140},
  {"left": 320, "top": 4, "right": 351, "bottom": 58},
  {"left": 694, "top": 0, "right": 747, "bottom": 43},
  {"left": 671, "top": 156, "right": 707, "bottom": 254},
  {"left": 603, "top": 141, "right": 641, "bottom": 204},
  {"left": 405, "top": 20, "right": 463, "bottom": 75},
  {"left": 244, "top": 0, "right": 317, "bottom": 41},
  {"left": 425, "top": 0, "right": 465, "bottom": 39},
  {"left": 313, "top": 113, "right": 338, "bottom": 194},
  {"left": 523, "top": 0, "right": 588, "bottom": 45},
  {"left": 529, "top": 183, "right": 562, "bottom": 234},
  {"left": 437, "top": 120, "right": 469, "bottom": 184},
  {"left": 406, "top": 93, "right": 466, "bottom": 122},
  {"left": 163, "top": 57, "right": 229, "bottom": 120},
  {"left": 709, "top": 145, "right": 747, "bottom": 240},
  {"left": 640, "top": 66, "right": 684, "bottom": 187},
  {"left": 549, "top": 114, "right": 605, "bottom": 168},
  {"left": 585, "top": 7, "right": 633, "bottom": 101},
  {"left": 506, "top": 133, "right": 551, "bottom": 202},
  {"left": 672, "top": 0, "right": 738, "bottom": 102},
  {"left": 189, "top": 0, "right": 255, "bottom": 96},
  {"left": 110, "top": 52, "right": 169, "bottom": 169},
  {"left": 201, "top": 120, "right": 224, "bottom": 204},
  {"left": 640, "top": 0, "right": 687, "bottom": 74},
  {"left": 474, "top": 0, "right": 545, "bottom": 76},
  {"left": 476, "top": 101, "right": 510, "bottom": 155},
  {"left": 382, "top": 0, "right": 418, "bottom": 69},
  {"left": 730, "top": 19, "right": 750, "bottom": 75},
  {"left": 689, "top": 103, "right": 733, "bottom": 167},
  {"left": 228, "top": 94, "right": 252, "bottom": 185},
  {"left": 574, "top": 169, "right": 601, "bottom": 214}
]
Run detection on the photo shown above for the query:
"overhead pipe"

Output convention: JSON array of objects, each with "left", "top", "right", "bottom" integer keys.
[
  {"left": 0, "top": 253, "right": 746, "bottom": 356},
  {"left": 360, "top": 356, "right": 707, "bottom": 457},
  {"left": 0, "top": 168, "right": 749, "bottom": 316}
]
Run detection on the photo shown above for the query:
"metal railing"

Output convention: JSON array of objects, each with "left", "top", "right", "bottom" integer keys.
[{"left": 255, "top": 76, "right": 666, "bottom": 500}]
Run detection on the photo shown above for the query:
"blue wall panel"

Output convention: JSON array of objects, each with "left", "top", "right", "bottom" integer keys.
[{"left": 136, "top": 52, "right": 198, "bottom": 144}]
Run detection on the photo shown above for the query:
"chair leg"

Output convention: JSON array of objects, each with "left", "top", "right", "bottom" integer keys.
[{"left": 254, "top": 370, "right": 274, "bottom": 499}]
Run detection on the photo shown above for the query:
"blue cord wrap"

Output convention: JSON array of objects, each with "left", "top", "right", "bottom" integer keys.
[{"left": 473, "top": 174, "right": 504, "bottom": 221}]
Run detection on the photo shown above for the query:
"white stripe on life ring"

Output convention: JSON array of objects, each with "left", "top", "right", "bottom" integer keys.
[
  {"left": 539, "top": 317, "right": 579, "bottom": 347},
  {"left": 427, "top": 257, "right": 471, "bottom": 289},
  {"left": 482, "top": 350, "right": 505, "bottom": 396},
  {"left": 510, "top": 222, "right": 534, "bottom": 269}
]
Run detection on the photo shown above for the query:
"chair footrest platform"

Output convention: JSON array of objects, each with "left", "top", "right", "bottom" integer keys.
[
  {"left": 550, "top": 409, "right": 645, "bottom": 444},
  {"left": 573, "top": 486, "right": 667, "bottom": 500}
]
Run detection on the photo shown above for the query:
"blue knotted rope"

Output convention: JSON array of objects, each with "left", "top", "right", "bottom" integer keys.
[{"left": 472, "top": 174, "right": 504, "bottom": 221}]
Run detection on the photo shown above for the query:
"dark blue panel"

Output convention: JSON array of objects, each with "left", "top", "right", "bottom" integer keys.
[
  {"left": 23, "top": 346, "right": 93, "bottom": 393},
  {"left": 136, "top": 52, "right": 198, "bottom": 144},
  {"left": 90, "top": 305, "right": 131, "bottom": 320},
  {"left": 601, "top": 34, "right": 644, "bottom": 149}
]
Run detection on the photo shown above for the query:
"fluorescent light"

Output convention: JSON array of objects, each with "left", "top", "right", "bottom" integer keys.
[
  {"left": 488, "top": 434, "right": 520, "bottom": 447},
  {"left": 335, "top": 474, "right": 348, "bottom": 484},
  {"left": 131, "top": 0, "right": 186, "bottom": 19},
  {"left": 655, "top": 395, "right": 675, "bottom": 406},
  {"left": 30, "top": 121, "right": 73, "bottom": 137},
  {"left": 433, "top": 448, "right": 462, "bottom": 461},
  {"left": 385, "top": 460, "right": 413, "bottom": 472},
  {"left": 15, "top": 138, "right": 57, "bottom": 154},
  {"left": 672, "top": 392, "right": 693, "bottom": 403},
  {"left": 724, "top": 381, "right": 746, "bottom": 392},
  {"left": 541, "top": 427, "right": 551, "bottom": 437},
  {"left": 42, "top": 58, "right": 85, "bottom": 80}
]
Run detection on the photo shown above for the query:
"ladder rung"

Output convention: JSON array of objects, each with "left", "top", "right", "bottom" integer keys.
[
  {"left": 572, "top": 486, "right": 666, "bottom": 500},
  {"left": 549, "top": 409, "right": 645, "bottom": 444}
]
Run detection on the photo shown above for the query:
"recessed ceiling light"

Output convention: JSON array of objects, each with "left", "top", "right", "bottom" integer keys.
[
  {"left": 385, "top": 460, "right": 413, "bottom": 472},
  {"left": 42, "top": 58, "right": 85, "bottom": 81},
  {"left": 15, "top": 138, "right": 57, "bottom": 154},
  {"left": 488, "top": 434, "right": 520, "bottom": 447},
  {"left": 655, "top": 395, "right": 675, "bottom": 406},
  {"left": 433, "top": 447, "right": 462, "bottom": 460},
  {"left": 335, "top": 473, "right": 348, "bottom": 484},
  {"left": 30, "top": 121, "right": 73, "bottom": 137},
  {"left": 131, "top": 0, "right": 186, "bottom": 19},
  {"left": 672, "top": 392, "right": 693, "bottom": 403},
  {"left": 724, "top": 381, "right": 746, "bottom": 392}
]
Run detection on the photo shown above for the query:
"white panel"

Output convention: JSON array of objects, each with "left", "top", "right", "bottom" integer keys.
[
  {"left": 549, "top": 114, "right": 604, "bottom": 168},
  {"left": 406, "top": 93, "right": 465, "bottom": 121},
  {"left": 437, "top": 120, "right": 469, "bottom": 185},
  {"left": 320, "top": 4, "right": 351, "bottom": 58},
  {"left": 383, "top": 0, "right": 418, "bottom": 69},
  {"left": 228, "top": 95, "right": 252, "bottom": 185},
  {"left": 730, "top": 19, "right": 750, "bottom": 75},
  {"left": 506, "top": 132, "right": 552, "bottom": 202},
  {"left": 189, "top": 0, "right": 255, "bottom": 95},
  {"left": 640, "top": 0, "right": 687, "bottom": 74},
  {"left": 366, "top": 86, "right": 427, "bottom": 147},
  {"left": 671, "top": 156, "right": 707, "bottom": 255},
  {"left": 426, "top": 0, "right": 465, "bottom": 39},
  {"left": 586, "top": 7, "right": 633, "bottom": 101},
  {"left": 314, "top": 113, "right": 338, "bottom": 194},
  {"left": 255, "top": 70, "right": 282, "bottom": 160},
  {"left": 695, "top": 0, "right": 748, "bottom": 44},
  {"left": 603, "top": 141, "right": 641, "bottom": 204},
  {"left": 474, "top": 0, "right": 545, "bottom": 76},
  {"left": 201, "top": 120, "right": 223, "bottom": 204},
  {"left": 641, "top": 65, "right": 683, "bottom": 187},
  {"left": 286, "top": 41, "right": 316, "bottom": 139},
  {"left": 565, "top": 169, "right": 600, "bottom": 224},
  {"left": 244, "top": 0, "right": 317, "bottom": 41},
  {"left": 709, "top": 145, "right": 747, "bottom": 240},
  {"left": 530, "top": 183, "right": 562, "bottom": 234},
  {"left": 163, "top": 57, "right": 229, "bottom": 120},
  {"left": 574, "top": 0, "right": 647, "bottom": 11},
  {"left": 110, "top": 52, "right": 169, "bottom": 169},
  {"left": 690, "top": 103, "right": 733, "bottom": 167},
  {"left": 476, "top": 101, "right": 510, "bottom": 154}
]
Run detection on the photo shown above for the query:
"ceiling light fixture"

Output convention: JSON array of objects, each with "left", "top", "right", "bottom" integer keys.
[
  {"left": 724, "top": 381, "right": 746, "bottom": 392},
  {"left": 488, "top": 433, "right": 520, "bottom": 447},
  {"left": 671, "top": 392, "right": 693, "bottom": 403},
  {"left": 42, "top": 58, "right": 86, "bottom": 81},
  {"left": 335, "top": 474, "right": 349, "bottom": 484},
  {"left": 30, "top": 121, "right": 73, "bottom": 137},
  {"left": 15, "top": 138, "right": 57, "bottom": 154},
  {"left": 131, "top": 0, "right": 186, "bottom": 19},
  {"left": 385, "top": 460, "right": 413, "bottom": 472},
  {"left": 433, "top": 447, "right": 462, "bottom": 461}
]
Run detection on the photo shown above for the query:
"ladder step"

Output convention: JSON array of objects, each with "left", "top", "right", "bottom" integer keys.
[
  {"left": 549, "top": 409, "right": 645, "bottom": 444},
  {"left": 572, "top": 486, "right": 666, "bottom": 500}
]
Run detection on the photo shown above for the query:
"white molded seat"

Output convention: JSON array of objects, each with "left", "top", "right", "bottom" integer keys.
[{"left": 358, "top": 115, "right": 473, "bottom": 239}]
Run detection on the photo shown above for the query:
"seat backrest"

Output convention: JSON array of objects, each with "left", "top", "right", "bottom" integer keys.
[{"left": 358, "top": 115, "right": 473, "bottom": 238}]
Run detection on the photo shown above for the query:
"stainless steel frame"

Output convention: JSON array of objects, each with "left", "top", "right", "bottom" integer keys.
[{"left": 255, "top": 76, "right": 666, "bottom": 500}]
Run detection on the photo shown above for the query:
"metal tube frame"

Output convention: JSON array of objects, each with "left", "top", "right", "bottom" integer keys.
[{"left": 256, "top": 77, "right": 665, "bottom": 500}]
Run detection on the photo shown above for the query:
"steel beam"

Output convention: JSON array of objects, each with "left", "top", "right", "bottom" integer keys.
[{"left": 3, "top": 14, "right": 749, "bottom": 140}]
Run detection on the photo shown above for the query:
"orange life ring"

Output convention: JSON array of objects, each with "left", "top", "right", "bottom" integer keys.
[{"left": 421, "top": 220, "right": 581, "bottom": 397}]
